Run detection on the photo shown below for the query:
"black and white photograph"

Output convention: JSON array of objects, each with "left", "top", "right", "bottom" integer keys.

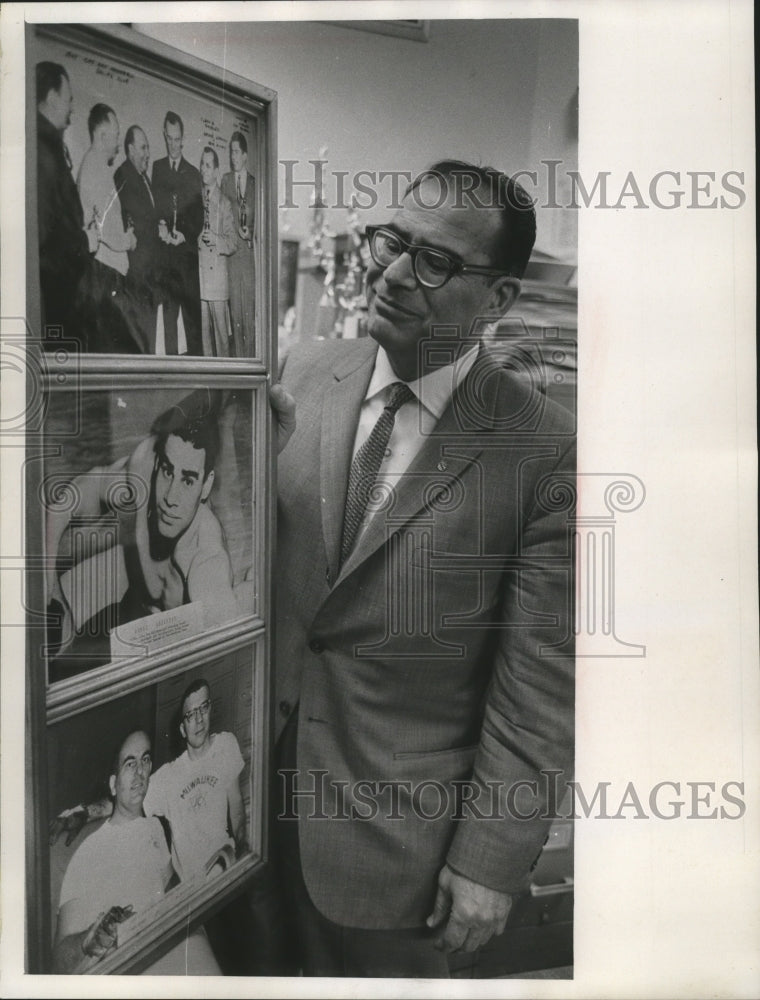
[
  {"left": 29, "top": 23, "right": 268, "bottom": 360},
  {"left": 0, "top": 2, "right": 757, "bottom": 998},
  {"left": 46, "top": 641, "right": 266, "bottom": 975},
  {"left": 40, "top": 384, "right": 259, "bottom": 686}
]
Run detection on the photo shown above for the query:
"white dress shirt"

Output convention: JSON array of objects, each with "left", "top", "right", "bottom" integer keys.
[{"left": 349, "top": 344, "right": 479, "bottom": 537}]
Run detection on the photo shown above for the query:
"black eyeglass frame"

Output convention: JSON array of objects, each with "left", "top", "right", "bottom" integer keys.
[
  {"left": 365, "top": 225, "right": 511, "bottom": 289},
  {"left": 183, "top": 699, "right": 212, "bottom": 724}
]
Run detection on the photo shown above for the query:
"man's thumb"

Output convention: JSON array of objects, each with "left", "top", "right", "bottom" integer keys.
[{"left": 426, "top": 877, "right": 452, "bottom": 928}]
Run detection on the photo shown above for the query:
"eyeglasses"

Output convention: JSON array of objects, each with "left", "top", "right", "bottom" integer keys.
[
  {"left": 183, "top": 699, "right": 211, "bottom": 724},
  {"left": 366, "top": 225, "right": 509, "bottom": 289}
]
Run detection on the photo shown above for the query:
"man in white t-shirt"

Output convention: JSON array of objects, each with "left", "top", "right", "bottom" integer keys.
[
  {"left": 53, "top": 729, "right": 219, "bottom": 974},
  {"left": 144, "top": 678, "right": 245, "bottom": 880},
  {"left": 52, "top": 679, "right": 246, "bottom": 881}
]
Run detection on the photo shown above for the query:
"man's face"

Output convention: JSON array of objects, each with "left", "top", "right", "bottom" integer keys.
[
  {"left": 180, "top": 686, "right": 212, "bottom": 751},
  {"left": 128, "top": 128, "right": 150, "bottom": 175},
  {"left": 153, "top": 433, "right": 214, "bottom": 541},
  {"left": 365, "top": 178, "right": 515, "bottom": 378},
  {"left": 230, "top": 140, "right": 246, "bottom": 174},
  {"left": 110, "top": 731, "right": 152, "bottom": 817},
  {"left": 47, "top": 74, "right": 73, "bottom": 131},
  {"left": 200, "top": 151, "right": 216, "bottom": 187},
  {"left": 101, "top": 113, "right": 120, "bottom": 165},
  {"left": 164, "top": 120, "right": 183, "bottom": 161}
]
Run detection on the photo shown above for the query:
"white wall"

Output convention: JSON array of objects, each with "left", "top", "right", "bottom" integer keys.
[{"left": 135, "top": 18, "right": 578, "bottom": 260}]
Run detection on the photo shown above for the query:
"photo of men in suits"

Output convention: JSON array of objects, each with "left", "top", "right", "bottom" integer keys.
[
  {"left": 221, "top": 131, "right": 256, "bottom": 357},
  {"left": 268, "top": 160, "right": 575, "bottom": 977},
  {"left": 75, "top": 103, "right": 138, "bottom": 354},
  {"left": 198, "top": 147, "right": 236, "bottom": 358},
  {"left": 152, "top": 111, "right": 203, "bottom": 355},
  {"left": 115, "top": 125, "right": 161, "bottom": 353},
  {"left": 35, "top": 61, "right": 97, "bottom": 348}
]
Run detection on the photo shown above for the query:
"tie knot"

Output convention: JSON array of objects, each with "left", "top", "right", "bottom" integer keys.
[{"left": 384, "top": 382, "right": 414, "bottom": 414}]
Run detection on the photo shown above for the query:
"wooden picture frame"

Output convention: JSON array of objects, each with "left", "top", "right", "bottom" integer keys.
[{"left": 25, "top": 23, "right": 277, "bottom": 975}]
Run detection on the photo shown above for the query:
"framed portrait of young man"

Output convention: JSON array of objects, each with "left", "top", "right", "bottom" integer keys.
[{"left": 23, "top": 22, "right": 278, "bottom": 975}]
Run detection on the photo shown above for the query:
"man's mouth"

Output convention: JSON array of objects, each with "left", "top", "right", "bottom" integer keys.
[
  {"left": 158, "top": 506, "right": 178, "bottom": 525},
  {"left": 372, "top": 294, "right": 421, "bottom": 320}
]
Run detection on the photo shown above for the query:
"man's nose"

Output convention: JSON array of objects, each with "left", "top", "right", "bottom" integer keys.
[
  {"left": 165, "top": 479, "right": 181, "bottom": 505},
  {"left": 382, "top": 251, "right": 418, "bottom": 289}
]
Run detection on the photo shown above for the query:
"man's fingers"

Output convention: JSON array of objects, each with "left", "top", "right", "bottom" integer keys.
[
  {"left": 434, "top": 912, "right": 469, "bottom": 952},
  {"left": 49, "top": 806, "right": 87, "bottom": 847},
  {"left": 426, "top": 881, "right": 451, "bottom": 929},
  {"left": 269, "top": 384, "right": 297, "bottom": 453},
  {"left": 460, "top": 925, "right": 493, "bottom": 953}
]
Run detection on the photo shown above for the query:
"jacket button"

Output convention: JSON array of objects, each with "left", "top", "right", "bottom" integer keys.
[
  {"left": 279, "top": 700, "right": 291, "bottom": 717},
  {"left": 309, "top": 639, "right": 324, "bottom": 654}
]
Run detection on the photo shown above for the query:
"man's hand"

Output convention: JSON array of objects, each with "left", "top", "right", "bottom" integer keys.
[
  {"left": 49, "top": 805, "right": 88, "bottom": 847},
  {"left": 269, "top": 384, "right": 296, "bottom": 454},
  {"left": 85, "top": 224, "right": 99, "bottom": 253},
  {"left": 81, "top": 905, "right": 134, "bottom": 960},
  {"left": 426, "top": 865, "right": 512, "bottom": 953}
]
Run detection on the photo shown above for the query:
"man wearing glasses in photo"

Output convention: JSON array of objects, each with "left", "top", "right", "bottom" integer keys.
[
  {"left": 52, "top": 728, "right": 220, "bottom": 974},
  {"left": 270, "top": 159, "right": 575, "bottom": 977},
  {"left": 51, "top": 679, "right": 255, "bottom": 973},
  {"left": 52, "top": 679, "right": 245, "bottom": 881}
]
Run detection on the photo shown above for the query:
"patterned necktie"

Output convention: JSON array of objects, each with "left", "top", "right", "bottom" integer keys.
[
  {"left": 143, "top": 172, "right": 155, "bottom": 207},
  {"left": 340, "top": 381, "right": 415, "bottom": 566}
]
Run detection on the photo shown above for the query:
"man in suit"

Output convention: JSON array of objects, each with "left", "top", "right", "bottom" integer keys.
[
  {"left": 115, "top": 125, "right": 161, "bottom": 353},
  {"left": 198, "top": 147, "right": 236, "bottom": 358},
  {"left": 76, "top": 103, "right": 139, "bottom": 354},
  {"left": 220, "top": 131, "right": 255, "bottom": 358},
  {"left": 152, "top": 111, "right": 203, "bottom": 355},
  {"left": 273, "top": 160, "right": 575, "bottom": 977},
  {"left": 36, "top": 61, "right": 97, "bottom": 348}
]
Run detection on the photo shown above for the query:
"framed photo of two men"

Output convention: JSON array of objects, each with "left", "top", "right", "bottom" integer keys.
[{"left": 24, "top": 23, "right": 277, "bottom": 976}]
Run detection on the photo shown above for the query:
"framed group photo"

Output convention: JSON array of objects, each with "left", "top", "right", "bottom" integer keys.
[
  {"left": 29, "top": 22, "right": 276, "bottom": 364},
  {"left": 24, "top": 22, "right": 277, "bottom": 976}
]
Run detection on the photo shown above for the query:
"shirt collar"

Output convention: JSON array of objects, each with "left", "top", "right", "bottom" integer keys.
[{"left": 365, "top": 344, "right": 480, "bottom": 419}]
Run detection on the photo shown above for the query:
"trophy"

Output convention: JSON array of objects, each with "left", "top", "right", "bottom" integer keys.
[{"left": 239, "top": 191, "right": 252, "bottom": 249}]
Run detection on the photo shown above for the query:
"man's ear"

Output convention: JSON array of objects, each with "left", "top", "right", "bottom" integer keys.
[
  {"left": 109, "top": 775, "right": 116, "bottom": 798},
  {"left": 486, "top": 276, "right": 521, "bottom": 320},
  {"left": 180, "top": 720, "right": 187, "bottom": 742},
  {"left": 200, "top": 469, "right": 215, "bottom": 503}
]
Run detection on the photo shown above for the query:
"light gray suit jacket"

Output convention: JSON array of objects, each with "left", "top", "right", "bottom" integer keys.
[{"left": 276, "top": 337, "right": 575, "bottom": 929}]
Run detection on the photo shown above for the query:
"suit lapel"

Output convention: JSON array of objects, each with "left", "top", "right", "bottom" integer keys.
[{"left": 320, "top": 341, "right": 378, "bottom": 583}]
